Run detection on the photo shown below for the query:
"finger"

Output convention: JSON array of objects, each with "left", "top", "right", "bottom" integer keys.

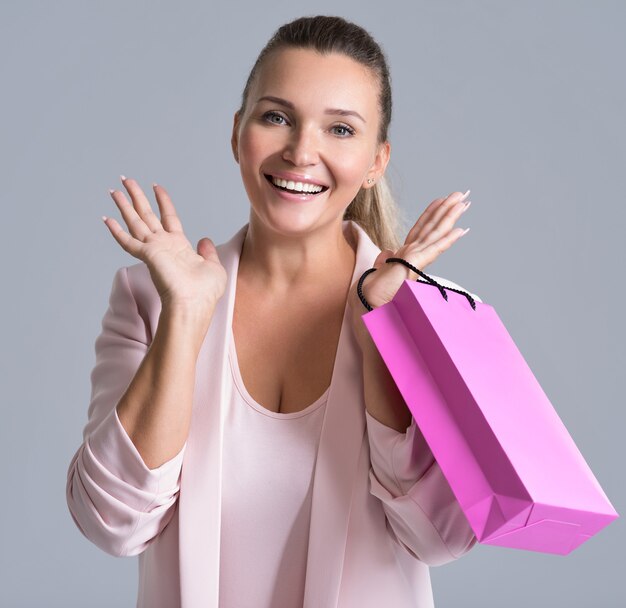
[
  {"left": 410, "top": 226, "right": 468, "bottom": 269},
  {"left": 404, "top": 197, "right": 447, "bottom": 245},
  {"left": 102, "top": 216, "right": 144, "bottom": 257},
  {"left": 109, "top": 189, "right": 153, "bottom": 241},
  {"left": 406, "top": 191, "right": 464, "bottom": 244},
  {"left": 415, "top": 196, "right": 470, "bottom": 251},
  {"left": 122, "top": 177, "right": 164, "bottom": 233},
  {"left": 153, "top": 183, "right": 184, "bottom": 233},
  {"left": 405, "top": 190, "right": 469, "bottom": 245},
  {"left": 423, "top": 191, "right": 470, "bottom": 237}
]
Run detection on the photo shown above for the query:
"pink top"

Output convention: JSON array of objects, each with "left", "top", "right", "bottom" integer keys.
[{"left": 220, "top": 324, "right": 329, "bottom": 606}]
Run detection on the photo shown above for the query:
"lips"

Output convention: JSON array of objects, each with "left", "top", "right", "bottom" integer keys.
[{"left": 263, "top": 173, "right": 330, "bottom": 192}]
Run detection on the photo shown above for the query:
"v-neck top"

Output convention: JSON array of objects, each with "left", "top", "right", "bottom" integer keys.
[{"left": 219, "top": 323, "right": 329, "bottom": 607}]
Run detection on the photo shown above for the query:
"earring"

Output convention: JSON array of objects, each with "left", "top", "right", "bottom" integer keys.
[{"left": 367, "top": 178, "right": 374, "bottom": 184}]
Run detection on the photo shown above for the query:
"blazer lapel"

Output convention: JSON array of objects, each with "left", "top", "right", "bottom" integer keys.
[
  {"left": 178, "top": 223, "right": 247, "bottom": 608},
  {"left": 302, "top": 220, "right": 381, "bottom": 607}
]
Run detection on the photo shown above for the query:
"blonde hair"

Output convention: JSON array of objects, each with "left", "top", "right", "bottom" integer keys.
[{"left": 236, "top": 14, "right": 409, "bottom": 251}]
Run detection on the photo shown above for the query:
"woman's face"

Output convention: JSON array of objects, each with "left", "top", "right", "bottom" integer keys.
[{"left": 231, "top": 47, "right": 390, "bottom": 236}]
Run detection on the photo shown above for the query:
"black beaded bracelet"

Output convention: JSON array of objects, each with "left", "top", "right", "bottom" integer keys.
[{"left": 356, "top": 257, "right": 477, "bottom": 312}]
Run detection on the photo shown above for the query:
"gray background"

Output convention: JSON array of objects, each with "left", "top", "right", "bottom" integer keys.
[{"left": 1, "top": 1, "right": 624, "bottom": 606}]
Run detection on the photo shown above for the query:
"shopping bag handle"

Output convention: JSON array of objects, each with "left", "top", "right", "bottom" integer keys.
[{"left": 357, "top": 257, "right": 477, "bottom": 312}]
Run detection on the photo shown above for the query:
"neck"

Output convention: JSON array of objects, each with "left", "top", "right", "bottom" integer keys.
[{"left": 238, "top": 215, "right": 357, "bottom": 294}]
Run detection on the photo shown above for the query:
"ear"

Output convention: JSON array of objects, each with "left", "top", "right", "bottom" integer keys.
[
  {"left": 364, "top": 140, "right": 391, "bottom": 189},
  {"left": 231, "top": 111, "right": 241, "bottom": 164}
]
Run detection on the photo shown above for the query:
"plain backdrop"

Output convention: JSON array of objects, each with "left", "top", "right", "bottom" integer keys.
[{"left": 1, "top": 1, "right": 624, "bottom": 607}]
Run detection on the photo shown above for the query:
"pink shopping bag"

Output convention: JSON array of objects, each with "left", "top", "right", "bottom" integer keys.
[{"left": 358, "top": 258, "right": 618, "bottom": 555}]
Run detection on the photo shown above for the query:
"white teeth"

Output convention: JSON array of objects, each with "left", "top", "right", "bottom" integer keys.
[{"left": 270, "top": 176, "right": 324, "bottom": 193}]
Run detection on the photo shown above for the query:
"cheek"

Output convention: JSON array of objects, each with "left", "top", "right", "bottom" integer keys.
[
  {"left": 237, "top": 131, "right": 261, "bottom": 164},
  {"left": 332, "top": 152, "right": 372, "bottom": 186},
  {"left": 237, "top": 123, "right": 272, "bottom": 159}
]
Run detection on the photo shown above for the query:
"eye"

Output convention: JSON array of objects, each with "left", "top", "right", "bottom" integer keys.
[
  {"left": 262, "top": 111, "right": 288, "bottom": 125},
  {"left": 331, "top": 124, "right": 356, "bottom": 138}
]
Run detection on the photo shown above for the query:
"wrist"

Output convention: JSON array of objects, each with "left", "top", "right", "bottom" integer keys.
[
  {"left": 160, "top": 299, "right": 216, "bottom": 330},
  {"left": 161, "top": 295, "right": 217, "bottom": 315}
]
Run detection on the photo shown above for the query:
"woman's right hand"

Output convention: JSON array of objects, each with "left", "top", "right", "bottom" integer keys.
[{"left": 103, "top": 177, "right": 228, "bottom": 310}]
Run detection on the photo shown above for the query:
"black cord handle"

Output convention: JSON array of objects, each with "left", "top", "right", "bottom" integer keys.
[{"left": 357, "top": 257, "right": 477, "bottom": 312}]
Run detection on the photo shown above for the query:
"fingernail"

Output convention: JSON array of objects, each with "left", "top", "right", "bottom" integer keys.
[
  {"left": 460, "top": 189, "right": 471, "bottom": 202},
  {"left": 460, "top": 227, "right": 470, "bottom": 237},
  {"left": 152, "top": 182, "right": 158, "bottom": 189},
  {"left": 462, "top": 200, "right": 472, "bottom": 211},
  {"left": 101, "top": 215, "right": 108, "bottom": 222},
  {"left": 108, "top": 188, "right": 114, "bottom": 195},
  {"left": 120, "top": 174, "right": 127, "bottom": 182}
]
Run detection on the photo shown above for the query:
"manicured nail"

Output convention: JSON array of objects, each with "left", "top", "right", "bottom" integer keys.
[
  {"left": 120, "top": 174, "right": 127, "bottom": 182},
  {"left": 102, "top": 215, "right": 108, "bottom": 222},
  {"left": 461, "top": 200, "right": 472, "bottom": 211},
  {"left": 460, "top": 189, "right": 471, "bottom": 202},
  {"left": 152, "top": 182, "right": 158, "bottom": 189},
  {"left": 460, "top": 227, "right": 470, "bottom": 236},
  {"left": 108, "top": 188, "right": 114, "bottom": 194}
]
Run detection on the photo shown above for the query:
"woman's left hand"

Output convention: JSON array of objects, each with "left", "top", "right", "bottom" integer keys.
[{"left": 347, "top": 190, "right": 472, "bottom": 351}]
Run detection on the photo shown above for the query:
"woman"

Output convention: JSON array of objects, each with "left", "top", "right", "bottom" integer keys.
[{"left": 66, "top": 15, "right": 480, "bottom": 608}]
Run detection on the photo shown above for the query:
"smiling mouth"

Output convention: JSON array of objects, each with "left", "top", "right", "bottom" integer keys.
[{"left": 264, "top": 174, "right": 330, "bottom": 194}]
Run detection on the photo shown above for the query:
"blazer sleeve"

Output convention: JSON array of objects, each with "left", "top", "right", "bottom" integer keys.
[
  {"left": 365, "top": 282, "right": 482, "bottom": 567},
  {"left": 366, "top": 411, "right": 477, "bottom": 567},
  {"left": 66, "top": 266, "right": 186, "bottom": 557}
]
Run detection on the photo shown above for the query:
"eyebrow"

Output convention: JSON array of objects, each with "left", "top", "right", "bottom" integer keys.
[{"left": 256, "top": 95, "right": 366, "bottom": 123}]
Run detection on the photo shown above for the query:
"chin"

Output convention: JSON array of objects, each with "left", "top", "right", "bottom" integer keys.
[{"left": 251, "top": 208, "right": 339, "bottom": 236}]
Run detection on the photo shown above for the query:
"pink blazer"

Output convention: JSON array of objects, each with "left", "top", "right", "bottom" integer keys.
[{"left": 66, "top": 220, "right": 479, "bottom": 607}]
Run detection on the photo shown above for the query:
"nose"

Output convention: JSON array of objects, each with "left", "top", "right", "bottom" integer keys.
[{"left": 281, "top": 124, "right": 320, "bottom": 167}]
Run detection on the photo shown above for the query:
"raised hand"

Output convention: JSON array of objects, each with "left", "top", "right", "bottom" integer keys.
[
  {"left": 103, "top": 176, "right": 227, "bottom": 310},
  {"left": 348, "top": 190, "right": 472, "bottom": 349}
]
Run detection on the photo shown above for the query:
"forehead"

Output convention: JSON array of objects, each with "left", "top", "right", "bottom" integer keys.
[{"left": 254, "top": 48, "right": 378, "bottom": 117}]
